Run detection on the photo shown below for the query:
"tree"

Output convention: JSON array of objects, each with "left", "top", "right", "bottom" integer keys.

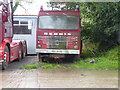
[
  {"left": 48, "top": 2, "right": 119, "bottom": 51},
  {"left": 13, "top": 0, "right": 33, "bottom": 13},
  {"left": 80, "top": 2, "right": 119, "bottom": 50}
]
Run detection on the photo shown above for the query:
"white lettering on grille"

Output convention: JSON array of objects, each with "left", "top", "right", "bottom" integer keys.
[
  {"left": 49, "top": 33, "right": 52, "bottom": 35},
  {"left": 54, "top": 33, "right": 58, "bottom": 35},
  {"left": 68, "top": 33, "right": 71, "bottom": 35},
  {"left": 59, "top": 33, "right": 63, "bottom": 35},
  {"left": 44, "top": 33, "right": 48, "bottom": 35}
]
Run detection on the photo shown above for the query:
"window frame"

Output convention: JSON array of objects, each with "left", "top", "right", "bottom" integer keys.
[
  {"left": 38, "top": 15, "right": 79, "bottom": 30},
  {"left": 13, "top": 19, "right": 32, "bottom": 34}
]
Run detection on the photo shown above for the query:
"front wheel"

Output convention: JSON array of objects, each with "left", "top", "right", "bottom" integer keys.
[
  {"left": 2, "top": 61, "right": 8, "bottom": 70},
  {"left": 38, "top": 54, "right": 42, "bottom": 62},
  {"left": 2, "top": 46, "right": 10, "bottom": 70},
  {"left": 38, "top": 54, "right": 48, "bottom": 63}
]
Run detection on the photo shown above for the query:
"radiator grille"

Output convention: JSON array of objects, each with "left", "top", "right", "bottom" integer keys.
[{"left": 49, "top": 36, "right": 67, "bottom": 49}]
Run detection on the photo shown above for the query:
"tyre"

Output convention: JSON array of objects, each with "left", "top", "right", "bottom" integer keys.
[
  {"left": 38, "top": 54, "right": 48, "bottom": 63},
  {"left": 74, "top": 55, "right": 80, "bottom": 61},
  {"left": 38, "top": 54, "right": 41, "bottom": 62},
  {"left": 2, "top": 46, "right": 10, "bottom": 70},
  {"left": 38, "top": 54, "right": 44, "bottom": 62},
  {"left": 22, "top": 41, "right": 27, "bottom": 59},
  {"left": 42, "top": 57, "right": 49, "bottom": 63},
  {"left": 80, "top": 40, "right": 82, "bottom": 54},
  {"left": 18, "top": 45, "right": 22, "bottom": 61}
]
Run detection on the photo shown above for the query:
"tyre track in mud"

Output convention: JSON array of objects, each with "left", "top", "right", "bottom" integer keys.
[{"left": 0, "top": 56, "right": 118, "bottom": 88}]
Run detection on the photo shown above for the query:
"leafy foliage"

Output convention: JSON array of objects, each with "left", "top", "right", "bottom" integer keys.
[
  {"left": 79, "top": 2, "right": 119, "bottom": 51},
  {"left": 48, "top": 2, "right": 119, "bottom": 51},
  {"left": 71, "top": 46, "right": 118, "bottom": 70},
  {"left": 13, "top": 0, "right": 33, "bottom": 13}
]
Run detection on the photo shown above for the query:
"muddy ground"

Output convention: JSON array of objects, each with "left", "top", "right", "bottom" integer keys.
[{"left": 0, "top": 56, "right": 118, "bottom": 88}]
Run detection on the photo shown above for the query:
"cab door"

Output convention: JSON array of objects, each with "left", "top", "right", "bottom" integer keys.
[
  {"left": 4, "top": 2, "right": 13, "bottom": 38},
  {"left": 0, "top": 12, "right": 3, "bottom": 44}
]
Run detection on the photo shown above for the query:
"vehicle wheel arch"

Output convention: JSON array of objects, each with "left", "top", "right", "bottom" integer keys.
[
  {"left": 2, "top": 43, "right": 10, "bottom": 70},
  {"left": 6, "top": 43, "right": 10, "bottom": 61},
  {"left": 2, "top": 42, "right": 10, "bottom": 62}
]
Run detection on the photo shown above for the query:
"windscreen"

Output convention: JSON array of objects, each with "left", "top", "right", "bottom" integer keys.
[{"left": 38, "top": 15, "right": 79, "bottom": 30}]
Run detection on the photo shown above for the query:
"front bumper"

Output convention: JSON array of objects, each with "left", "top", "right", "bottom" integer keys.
[
  {"left": 36, "top": 49, "right": 80, "bottom": 54},
  {"left": 0, "top": 51, "right": 4, "bottom": 63},
  {"left": 0, "top": 56, "right": 4, "bottom": 63}
]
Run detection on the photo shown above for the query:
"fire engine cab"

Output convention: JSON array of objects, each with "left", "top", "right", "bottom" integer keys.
[
  {"left": 0, "top": 0, "right": 27, "bottom": 70},
  {"left": 36, "top": 3, "right": 82, "bottom": 62}
]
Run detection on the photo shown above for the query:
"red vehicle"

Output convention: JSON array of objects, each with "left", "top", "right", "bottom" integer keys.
[
  {"left": 36, "top": 4, "right": 82, "bottom": 62},
  {"left": 0, "top": 0, "right": 27, "bottom": 70}
]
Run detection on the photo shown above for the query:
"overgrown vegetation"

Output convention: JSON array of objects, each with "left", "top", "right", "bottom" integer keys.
[
  {"left": 19, "top": 63, "right": 63, "bottom": 69},
  {"left": 71, "top": 46, "right": 118, "bottom": 70},
  {"left": 49, "top": 2, "right": 119, "bottom": 70},
  {"left": 40, "top": 63, "right": 62, "bottom": 69},
  {"left": 19, "top": 64, "right": 38, "bottom": 69},
  {"left": 49, "top": 2, "right": 119, "bottom": 50},
  {"left": 80, "top": 2, "right": 119, "bottom": 51},
  {"left": 19, "top": 2, "right": 119, "bottom": 70},
  {"left": 19, "top": 46, "right": 118, "bottom": 70}
]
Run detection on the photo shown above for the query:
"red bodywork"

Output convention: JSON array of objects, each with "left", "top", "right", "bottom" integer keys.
[
  {"left": 36, "top": 8, "right": 82, "bottom": 60},
  {"left": 0, "top": 13, "right": 3, "bottom": 45},
  {"left": 0, "top": 0, "right": 27, "bottom": 69}
]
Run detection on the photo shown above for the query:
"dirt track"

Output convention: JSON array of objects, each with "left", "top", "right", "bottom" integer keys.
[{"left": 0, "top": 56, "right": 118, "bottom": 88}]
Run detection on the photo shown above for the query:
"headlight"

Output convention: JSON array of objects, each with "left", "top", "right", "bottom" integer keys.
[
  {"left": 38, "top": 44, "right": 42, "bottom": 48},
  {"left": 74, "top": 45, "right": 78, "bottom": 49}
]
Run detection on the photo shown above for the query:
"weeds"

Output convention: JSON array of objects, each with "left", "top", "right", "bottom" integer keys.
[
  {"left": 19, "top": 46, "right": 118, "bottom": 70},
  {"left": 25, "top": 64, "right": 38, "bottom": 69},
  {"left": 19, "top": 64, "right": 38, "bottom": 69},
  {"left": 71, "top": 46, "right": 118, "bottom": 70},
  {"left": 40, "top": 63, "right": 62, "bottom": 69}
]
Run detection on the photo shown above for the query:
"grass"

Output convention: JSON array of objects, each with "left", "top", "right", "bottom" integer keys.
[
  {"left": 19, "top": 46, "right": 118, "bottom": 70},
  {"left": 19, "top": 66, "right": 24, "bottom": 69},
  {"left": 71, "top": 46, "right": 118, "bottom": 70},
  {"left": 40, "top": 63, "right": 62, "bottom": 69},
  {"left": 24, "top": 64, "right": 38, "bottom": 69},
  {"left": 19, "top": 63, "right": 62, "bottom": 69}
]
